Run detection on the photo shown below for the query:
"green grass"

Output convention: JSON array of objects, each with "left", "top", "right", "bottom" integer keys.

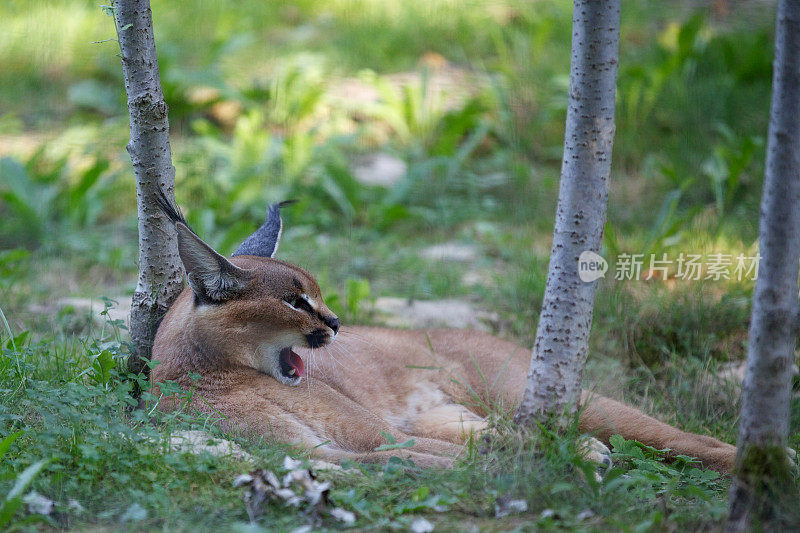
[
  {"left": 2, "top": 0, "right": 799, "bottom": 529},
  {"left": 0, "top": 312, "right": 735, "bottom": 531}
]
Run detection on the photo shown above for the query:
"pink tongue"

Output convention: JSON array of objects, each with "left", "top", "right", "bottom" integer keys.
[{"left": 287, "top": 349, "right": 305, "bottom": 377}]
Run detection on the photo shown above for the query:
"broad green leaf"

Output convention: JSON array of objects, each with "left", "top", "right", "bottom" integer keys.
[{"left": 0, "top": 431, "right": 23, "bottom": 461}]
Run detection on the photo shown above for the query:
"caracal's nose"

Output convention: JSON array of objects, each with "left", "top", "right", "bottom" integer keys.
[{"left": 324, "top": 316, "right": 340, "bottom": 335}]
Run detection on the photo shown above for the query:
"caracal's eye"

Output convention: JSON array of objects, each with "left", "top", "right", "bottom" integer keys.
[{"left": 285, "top": 295, "right": 312, "bottom": 313}]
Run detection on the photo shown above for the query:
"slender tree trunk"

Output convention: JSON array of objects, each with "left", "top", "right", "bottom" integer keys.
[
  {"left": 115, "top": 0, "right": 184, "bottom": 379},
  {"left": 727, "top": 2, "right": 800, "bottom": 529},
  {"left": 514, "top": 0, "right": 620, "bottom": 426}
]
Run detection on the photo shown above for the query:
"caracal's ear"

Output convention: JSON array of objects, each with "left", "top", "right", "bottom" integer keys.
[
  {"left": 232, "top": 200, "right": 295, "bottom": 258},
  {"left": 155, "top": 189, "right": 249, "bottom": 303}
]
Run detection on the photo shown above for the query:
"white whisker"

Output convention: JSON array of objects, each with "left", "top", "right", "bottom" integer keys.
[
  {"left": 324, "top": 346, "right": 346, "bottom": 370},
  {"left": 339, "top": 330, "right": 380, "bottom": 351},
  {"left": 311, "top": 347, "right": 328, "bottom": 378},
  {"left": 329, "top": 342, "right": 358, "bottom": 365}
]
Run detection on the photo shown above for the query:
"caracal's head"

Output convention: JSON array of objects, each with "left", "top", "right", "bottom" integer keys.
[{"left": 156, "top": 192, "right": 339, "bottom": 386}]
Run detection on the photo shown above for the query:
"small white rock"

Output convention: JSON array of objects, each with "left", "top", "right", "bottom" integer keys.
[
  {"left": 540, "top": 509, "right": 556, "bottom": 519},
  {"left": 67, "top": 499, "right": 85, "bottom": 513},
  {"left": 410, "top": 517, "right": 435, "bottom": 533},
  {"left": 331, "top": 507, "right": 356, "bottom": 524},
  {"left": 23, "top": 491, "right": 54, "bottom": 515},
  {"left": 495, "top": 497, "right": 527, "bottom": 517},
  {"left": 120, "top": 502, "right": 147, "bottom": 522},
  {"left": 576, "top": 509, "right": 595, "bottom": 521},
  {"left": 283, "top": 455, "right": 304, "bottom": 470}
]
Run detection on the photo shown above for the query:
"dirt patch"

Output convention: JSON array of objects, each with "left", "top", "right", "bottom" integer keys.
[
  {"left": 352, "top": 153, "right": 407, "bottom": 187},
  {"left": 328, "top": 61, "right": 488, "bottom": 112},
  {"left": 372, "top": 297, "right": 498, "bottom": 331},
  {"left": 419, "top": 242, "right": 479, "bottom": 262},
  {"left": 52, "top": 296, "right": 131, "bottom": 325}
]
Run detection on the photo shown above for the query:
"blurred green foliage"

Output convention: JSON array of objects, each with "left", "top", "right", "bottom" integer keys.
[{"left": 0, "top": 1, "right": 775, "bottom": 255}]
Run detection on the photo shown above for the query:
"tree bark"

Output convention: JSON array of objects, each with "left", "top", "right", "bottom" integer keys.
[
  {"left": 727, "top": 1, "right": 800, "bottom": 529},
  {"left": 115, "top": 0, "right": 184, "bottom": 379},
  {"left": 514, "top": 0, "right": 620, "bottom": 426}
]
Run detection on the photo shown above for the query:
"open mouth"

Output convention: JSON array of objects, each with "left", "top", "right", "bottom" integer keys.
[{"left": 279, "top": 347, "right": 305, "bottom": 379}]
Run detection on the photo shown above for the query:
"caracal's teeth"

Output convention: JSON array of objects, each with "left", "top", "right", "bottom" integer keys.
[{"left": 288, "top": 369, "right": 296, "bottom": 376}]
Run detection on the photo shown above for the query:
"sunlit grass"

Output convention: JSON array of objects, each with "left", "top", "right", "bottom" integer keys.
[{"left": 0, "top": 1, "right": 111, "bottom": 73}]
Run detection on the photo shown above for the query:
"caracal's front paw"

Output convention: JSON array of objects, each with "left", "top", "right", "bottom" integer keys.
[{"left": 578, "top": 436, "right": 613, "bottom": 481}]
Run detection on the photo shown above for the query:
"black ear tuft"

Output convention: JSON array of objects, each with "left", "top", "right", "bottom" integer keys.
[
  {"left": 232, "top": 200, "right": 296, "bottom": 259},
  {"left": 154, "top": 188, "right": 191, "bottom": 228},
  {"left": 154, "top": 188, "right": 249, "bottom": 303}
]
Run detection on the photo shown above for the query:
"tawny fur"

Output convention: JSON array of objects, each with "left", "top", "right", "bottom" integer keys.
[{"left": 151, "top": 255, "right": 736, "bottom": 472}]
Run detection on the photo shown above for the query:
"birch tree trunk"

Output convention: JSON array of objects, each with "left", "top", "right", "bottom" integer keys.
[
  {"left": 514, "top": 0, "right": 620, "bottom": 426},
  {"left": 115, "top": 0, "right": 184, "bottom": 379},
  {"left": 727, "top": 1, "right": 800, "bottom": 529}
]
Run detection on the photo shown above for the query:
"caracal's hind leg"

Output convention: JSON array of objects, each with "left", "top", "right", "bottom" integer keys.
[
  {"left": 579, "top": 392, "right": 736, "bottom": 472},
  {"left": 409, "top": 403, "right": 489, "bottom": 444},
  {"left": 419, "top": 330, "right": 736, "bottom": 470}
]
